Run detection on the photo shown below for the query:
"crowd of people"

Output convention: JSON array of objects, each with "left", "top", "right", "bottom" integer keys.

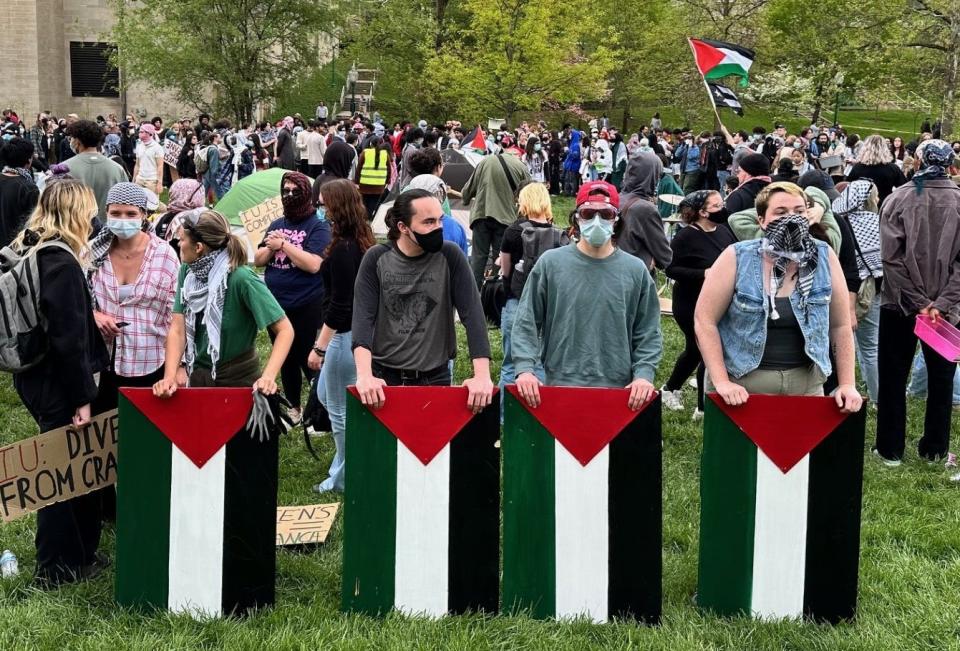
[{"left": 0, "top": 102, "right": 958, "bottom": 590}]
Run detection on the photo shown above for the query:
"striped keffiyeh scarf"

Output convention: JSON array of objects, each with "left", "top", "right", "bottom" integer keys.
[
  {"left": 181, "top": 249, "right": 230, "bottom": 379},
  {"left": 759, "top": 213, "right": 818, "bottom": 320}
]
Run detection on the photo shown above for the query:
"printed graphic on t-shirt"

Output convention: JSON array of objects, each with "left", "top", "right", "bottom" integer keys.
[
  {"left": 381, "top": 270, "right": 440, "bottom": 335},
  {"left": 269, "top": 228, "right": 308, "bottom": 269}
]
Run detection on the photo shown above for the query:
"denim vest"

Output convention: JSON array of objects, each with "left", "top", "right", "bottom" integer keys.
[{"left": 717, "top": 239, "right": 833, "bottom": 379}]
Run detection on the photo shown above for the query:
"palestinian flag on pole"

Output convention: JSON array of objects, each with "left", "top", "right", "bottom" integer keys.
[
  {"left": 341, "top": 386, "right": 500, "bottom": 617},
  {"left": 689, "top": 38, "right": 755, "bottom": 86},
  {"left": 698, "top": 394, "right": 866, "bottom": 623},
  {"left": 502, "top": 386, "right": 662, "bottom": 624},
  {"left": 115, "top": 388, "right": 279, "bottom": 617}
]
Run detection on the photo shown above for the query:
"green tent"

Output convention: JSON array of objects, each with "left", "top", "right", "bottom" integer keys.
[{"left": 215, "top": 169, "right": 312, "bottom": 227}]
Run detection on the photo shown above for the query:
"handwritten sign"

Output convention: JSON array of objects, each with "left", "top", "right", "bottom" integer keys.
[
  {"left": 163, "top": 140, "right": 182, "bottom": 167},
  {"left": 276, "top": 502, "right": 339, "bottom": 546},
  {"left": 239, "top": 195, "right": 284, "bottom": 250},
  {"left": 0, "top": 410, "right": 118, "bottom": 522}
]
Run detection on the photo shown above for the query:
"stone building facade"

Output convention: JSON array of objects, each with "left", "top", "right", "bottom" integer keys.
[{"left": 4, "top": 0, "right": 202, "bottom": 122}]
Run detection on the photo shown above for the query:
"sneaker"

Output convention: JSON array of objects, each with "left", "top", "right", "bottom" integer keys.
[
  {"left": 660, "top": 386, "right": 684, "bottom": 411},
  {"left": 950, "top": 472, "right": 960, "bottom": 483},
  {"left": 692, "top": 408, "right": 704, "bottom": 422},
  {"left": 688, "top": 378, "right": 699, "bottom": 390},
  {"left": 945, "top": 453, "right": 957, "bottom": 469},
  {"left": 287, "top": 407, "right": 302, "bottom": 426},
  {"left": 872, "top": 448, "right": 902, "bottom": 467}
]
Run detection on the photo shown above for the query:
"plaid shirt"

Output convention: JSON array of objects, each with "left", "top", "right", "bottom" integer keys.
[{"left": 91, "top": 235, "right": 179, "bottom": 377}]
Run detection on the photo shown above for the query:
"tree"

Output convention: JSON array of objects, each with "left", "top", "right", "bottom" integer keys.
[
  {"left": 902, "top": 0, "right": 960, "bottom": 137},
  {"left": 422, "top": 0, "right": 614, "bottom": 125},
  {"left": 109, "top": 0, "right": 330, "bottom": 123}
]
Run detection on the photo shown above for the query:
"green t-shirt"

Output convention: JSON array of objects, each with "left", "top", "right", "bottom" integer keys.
[{"left": 174, "top": 264, "right": 286, "bottom": 369}]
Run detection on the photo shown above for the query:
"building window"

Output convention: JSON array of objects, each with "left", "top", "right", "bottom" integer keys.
[{"left": 70, "top": 42, "right": 120, "bottom": 98}]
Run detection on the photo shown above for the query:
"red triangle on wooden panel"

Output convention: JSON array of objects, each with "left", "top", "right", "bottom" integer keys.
[
  {"left": 347, "top": 386, "right": 497, "bottom": 465},
  {"left": 507, "top": 385, "right": 655, "bottom": 466},
  {"left": 120, "top": 388, "right": 253, "bottom": 469},
  {"left": 707, "top": 393, "right": 849, "bottom": 473}
]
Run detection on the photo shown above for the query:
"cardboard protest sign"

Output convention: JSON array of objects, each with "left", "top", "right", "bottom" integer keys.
[
  {"left": 239, "top": 196, "right": 284, "bottom": 250},
  {"left": 276, "top": 503, "right": 339, "bottom": 546},
  {"left": 163, "top": 140, "right": 182, "bottom": 167},
  {"left": 0, "top": 410, "right": 118, "bottom": 522}
]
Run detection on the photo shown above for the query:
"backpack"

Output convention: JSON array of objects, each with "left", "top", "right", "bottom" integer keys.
[
  {"left": 194, "top": 145, "right": 210, "bottom": 174},
  {"left": 509, "top": 223, "right": 569, "bottom": 298},
  {"left": 0, "top": 240, "right": 75, "bottom": 372}
]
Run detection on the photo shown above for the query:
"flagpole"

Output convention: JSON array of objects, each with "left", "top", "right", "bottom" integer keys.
[{"left": 688, "top": 38, "right": 724, "bottom": 129}]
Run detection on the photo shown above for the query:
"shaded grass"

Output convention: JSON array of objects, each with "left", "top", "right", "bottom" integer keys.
[{"left": 0, "top": 220, "right": 958, "bottom": 649}]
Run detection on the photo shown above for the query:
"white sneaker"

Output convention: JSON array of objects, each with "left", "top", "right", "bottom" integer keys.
[
  {"left": 660, "top": 386, "right": 684, "bottom": 411},
  {"left": 692, "top": 408, "right": 704, "bottom": 422},
  {"left": 950, "top": 472, "right": 960, "bottom": 483},
  {"left": 688, "top": 378, "right": 699, "bottom": 389},
  {"left": 872, "top": 448, "right": 902, "bottom": 467}
]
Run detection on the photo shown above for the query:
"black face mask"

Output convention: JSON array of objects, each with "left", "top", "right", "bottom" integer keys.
[
  {"left": 412, "top": 227, "right": 443, "bottom": 253},
  {"left": 707, "top": 207, "right": 729, "bottom": 224}
]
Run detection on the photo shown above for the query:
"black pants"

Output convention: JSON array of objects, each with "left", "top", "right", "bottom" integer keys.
[
  {"left": 13, "top": 372, "right": 101, "bottom": 584},
  {"left": 299, "top": 159, "right": 311, "bottom": 175},
  {"left": 663, "top": 293, "right": 705, "bottom": 410},
  {"left": 373, "top": 362, "right": 451, "bottom": 387},
  {"left": 470, "top": 217, "right": 507, "bottom": 290},
  {"left": 308, "top": 164, "right": 323, "bottom": 179},
  {"left": 361, "top": 192, "right": 381, "bottom": 221},
  {"left": 876, "top": 307, "right": 955, "bottom": 460},
  {"left": 90, "top": 367, "right": 166, "bottom": 522},
  {"left": 271, "top": 297, "right": 324, "bottom": 410}
]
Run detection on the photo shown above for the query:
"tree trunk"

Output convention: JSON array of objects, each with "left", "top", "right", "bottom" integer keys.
[
  {"left": 621, "top": 96, "right": 631, "bottom": 132},
  {"left": 941, "top": 46, "right": 959, "bottom": 138},
  {"left": 810, "top": 81, "right": 825, "bottom": 124}
]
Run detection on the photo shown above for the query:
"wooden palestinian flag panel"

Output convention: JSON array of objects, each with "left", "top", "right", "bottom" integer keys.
[
  {"left": 341, "top": 386, "right": 500, "bottom": 617},
  {"left": 502, "top": 386, "right": 662, "bottom": 624},
  {"left": 115, "top": 388, "right": 279, "bottom": 618},
  {"left": 697, "top": 394, "right": 867, "bottom": 623}
]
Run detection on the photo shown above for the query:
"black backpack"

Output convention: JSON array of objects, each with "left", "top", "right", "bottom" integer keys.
[{"left": 509, "top": 223, "right": 569, "bottom": 298}]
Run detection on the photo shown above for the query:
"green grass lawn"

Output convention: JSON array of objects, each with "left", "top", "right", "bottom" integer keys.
[
  {"left": 0, "top": 317, "right": 957, "bottom": 650},
  {"left": 0, "top": 198, "right": 958, "bottom": 648}
]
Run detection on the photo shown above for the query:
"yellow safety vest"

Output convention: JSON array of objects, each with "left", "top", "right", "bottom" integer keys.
[{"left": 359, "top": 148, "right": 388, "bottom": 186}]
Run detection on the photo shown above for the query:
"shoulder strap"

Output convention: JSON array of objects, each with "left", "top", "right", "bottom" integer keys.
[{"left": 496, "top": 155, "right": 518, "bottom": 194}]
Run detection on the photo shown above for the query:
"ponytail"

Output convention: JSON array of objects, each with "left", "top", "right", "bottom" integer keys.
[
  {"left": 187, "top": 209, "right": 249, "bottom": 270},
  {"left": 386, "top": 188, "right": 432, "bottom": 240}
]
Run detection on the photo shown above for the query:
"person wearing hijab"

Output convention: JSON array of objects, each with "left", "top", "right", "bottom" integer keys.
[
  {"left": 154, "top": 178, "right": 205, "bottom": 252},
  {"left": 831, "top": 179, "right": 883, "bottom": 403},
  {"left": 312, "top": 139, "right": 356, "bottom": 205},
  {"left": 617, "top": 150, "right": 672, "bottom": 270},
  {"left": 254, "top": 172, "right": 331, "bottom": 423},
  {"left": 695, "top": 181, "right": 861, "bottom": 413},
  {"left": 874, "top": 139, "right": 960, "bottom": 467}
]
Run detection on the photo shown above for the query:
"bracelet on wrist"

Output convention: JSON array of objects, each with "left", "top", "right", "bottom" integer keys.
[{"left": 312, "top": 346, "right": 326, "bottom": 357}]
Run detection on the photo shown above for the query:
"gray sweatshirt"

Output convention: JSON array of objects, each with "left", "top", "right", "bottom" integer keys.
[{"left": 511, "top": 244, "right": 663, "bottom": 386}]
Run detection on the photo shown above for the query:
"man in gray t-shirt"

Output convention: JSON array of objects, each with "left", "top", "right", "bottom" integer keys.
[{"left": 352, "top": 190, "right": 493, "bottom": 412}]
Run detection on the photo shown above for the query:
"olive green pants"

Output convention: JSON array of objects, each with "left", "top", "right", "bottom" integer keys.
[{"left": 706, "top": 364, "right": 826, "bottom": 397}]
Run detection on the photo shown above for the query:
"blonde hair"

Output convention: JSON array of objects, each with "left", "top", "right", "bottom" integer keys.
[
  {"left": 857, "top": 134, "right": 894, "bottom": 165},
  {"left": 14, "top": 178, "right": 95, "bottom": 259},
  {"left": 517, "top": 183, "right": 553, "bottom": 222},
  {"left": 181, "top": 209, "right": 248, "bottom": 271},
  {"left": 755, "top": 181, "right": 806, "bottom": 218}
]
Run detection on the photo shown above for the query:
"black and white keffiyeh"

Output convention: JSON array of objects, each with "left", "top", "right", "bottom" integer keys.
[
  {"left": 831, "top": 179, "right": 882, "bottom": 280},
  {"left": 181, "top": 249, "right": 230, "bottom": 378},
  {"left": 759, "top": 213, "right": 818, "bottom": 320}
]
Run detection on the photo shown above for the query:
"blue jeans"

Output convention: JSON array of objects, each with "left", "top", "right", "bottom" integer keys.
[
  {"left": 907, "top": 350, "right": 960, "bottom": 404},
  {"left": 717, "top": 170, "right": 731, "bottom": 197},
  {"left": 498, "top": 298, "right": 544, "bottom": 419},
  {"left": 316, "top": 331, "right": 355, "bottom": 492},
  {"left": 854, "top": 294, "right": 880, "bottom": 402}
]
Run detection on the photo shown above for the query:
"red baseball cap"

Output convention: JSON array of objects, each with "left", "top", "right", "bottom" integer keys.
[{"left": 575, "top": 181, "right": 620, "bottom": 210}]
